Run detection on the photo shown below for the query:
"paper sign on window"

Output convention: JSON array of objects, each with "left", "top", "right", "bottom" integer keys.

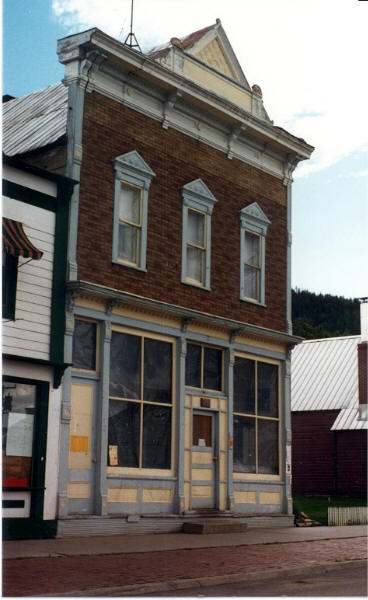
[
  {"left": 6, "top": 413, "right": 34, "bottom": 457},
  {"left": 109, "top": 444, "right": 118, "bottom": 466},
  {"left": 198, "top": 438, "right": 206, "bottom": 447}
]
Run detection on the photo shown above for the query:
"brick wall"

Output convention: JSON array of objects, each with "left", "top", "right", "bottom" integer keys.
[{"left": 77, "top": 91, "right": 288, "bottom": 330}]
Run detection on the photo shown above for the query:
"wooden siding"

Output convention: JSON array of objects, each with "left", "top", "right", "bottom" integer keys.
[
  {"left": 2, "top": 198, "right": 55, "bottom": 360},
  {"left": 336, "top": 430, "right": 367, "bottom": 494}
]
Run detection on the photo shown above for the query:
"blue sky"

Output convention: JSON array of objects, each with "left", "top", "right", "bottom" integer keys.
[{"left": 3, "top": 0, "right": 367, "bottom": 299}]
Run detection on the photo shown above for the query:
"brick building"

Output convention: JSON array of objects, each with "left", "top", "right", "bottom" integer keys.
[
  {"left": 3, "top": 21, "right": 313, "bottom": 535},
  {"left": 291, "top": 301, "right": 368, "bottom": 496}
]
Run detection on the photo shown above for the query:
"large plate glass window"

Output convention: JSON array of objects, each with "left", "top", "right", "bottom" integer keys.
[
  {"left": 185, "top": 343, "right": 223, "bottom": 392},
  {"left": 181, "top": 179, "right": 217, "bottom": 290},
  {"left": 240, "top": 203, "right": 271, "bottom": 305},
  {"left": 112, "top": 151, "right": 155, "bottom": 271},
  {"left": 108, "top": 331, "right": 173, "bottom": 470},
  {"left": 233, "top": 356, "right": 279, "bottom": 475}
]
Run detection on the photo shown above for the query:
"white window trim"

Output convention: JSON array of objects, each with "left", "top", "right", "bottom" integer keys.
[
  {"left": 112, "top": 150, "right": 155, "bottom": 271},
  {"left": 240, "top": 202, "right": 271, "bottom": 305},
  {"left": 181, "top": 179, "right": 217, "bottom": 290}
]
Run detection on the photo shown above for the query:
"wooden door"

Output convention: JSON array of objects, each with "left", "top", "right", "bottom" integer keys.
[{"left": 190, "top": 412, "right": 217, "bottom": 509}]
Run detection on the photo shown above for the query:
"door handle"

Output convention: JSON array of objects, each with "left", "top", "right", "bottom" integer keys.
[{"left": 212, "top": 456, "right": 218, "bottom": 461}]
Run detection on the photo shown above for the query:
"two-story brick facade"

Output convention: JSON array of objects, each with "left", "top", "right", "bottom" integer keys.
[{"left": 3, "top": 21, "right": 313, "bottom": 535}]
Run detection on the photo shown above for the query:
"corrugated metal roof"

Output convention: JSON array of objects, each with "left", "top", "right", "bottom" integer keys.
[
  {"left": 3, "top": 82, "right": 68, "bottom": 156},
  {"left": 291, "top": 335, "right": 360, "bottom": 412},
  {"left": 331, "top": 407, "right": 368, "bottom": 430}
]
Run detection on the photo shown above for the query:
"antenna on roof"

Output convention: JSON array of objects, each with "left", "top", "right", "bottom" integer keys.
[{"left": 124, "top": 0, "right": 142, "bottom": 52}]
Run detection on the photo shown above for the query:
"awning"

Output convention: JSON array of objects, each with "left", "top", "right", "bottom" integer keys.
[{"left": 2, "top": 217, "right": 43, "bottom": 260}]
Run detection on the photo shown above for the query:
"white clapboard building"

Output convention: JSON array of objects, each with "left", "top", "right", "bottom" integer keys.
[{"left": 2, "top": 155, "right": 74, "bottom": 539}]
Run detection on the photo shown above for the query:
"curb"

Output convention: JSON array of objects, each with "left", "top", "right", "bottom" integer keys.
[{"left": 44, "top": 559, "right": 367, "bottom": 597}]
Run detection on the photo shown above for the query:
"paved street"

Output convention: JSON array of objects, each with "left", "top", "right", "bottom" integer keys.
[{"left": 2, "top": 530, "right": 367, "bottom": 597}]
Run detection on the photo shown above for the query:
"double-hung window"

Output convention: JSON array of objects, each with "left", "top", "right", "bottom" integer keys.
[
  {"left": 233, "top": 355, "right": 280, "bottom": 477},
  {"left": 112, "top": 151, "right": 155, "bottom": 271},
  {"left": 240, "top": 203, "right": 270, "bottom": 305},
  {"left": 181, "top": 179, "right": 217, "bottom": 289}
]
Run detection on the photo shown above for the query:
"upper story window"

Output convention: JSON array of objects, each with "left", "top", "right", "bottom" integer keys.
[
  {"left": 239, "top": 203, "right": 270, "bottom": 305},
  {"left": 112, "top": 151, "right": 155, "bottom": 271},
  {"left": 185, "top": 342, "right": 223, "bottom": 392},
  {"left": 181, "top": 179, "right": 217, "bottom": 290}
]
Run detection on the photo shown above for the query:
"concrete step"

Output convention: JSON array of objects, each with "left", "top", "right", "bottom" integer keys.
[{"left": 182, "top": 520, "right": 248, "bottom": 534}]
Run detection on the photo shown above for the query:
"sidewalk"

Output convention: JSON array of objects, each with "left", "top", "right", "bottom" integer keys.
[{"left": 3, "top": 526, "right": 367, "bottom": 597}]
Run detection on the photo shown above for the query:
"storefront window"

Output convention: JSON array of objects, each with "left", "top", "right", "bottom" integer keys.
[
  {"left": 108, "top": 331, "right": 173, "bottom": 470},
  {"left": 233, "top": 356, "right": 279, "bottom": 475},
  {"left": 2, "top": 382, "right": 36, "bottom": 487}
]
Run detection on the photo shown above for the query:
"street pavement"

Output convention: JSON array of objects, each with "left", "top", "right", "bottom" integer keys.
[{"left": 2, "top": 525, "right": 367, "bottom": 597}]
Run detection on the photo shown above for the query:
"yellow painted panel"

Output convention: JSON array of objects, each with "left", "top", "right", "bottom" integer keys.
[
  {"left": 107, "top": 487, "right": 139, "bottom": 503},
  {"left": 192, "top": 468, "right": 212, "bottom": 481},
  {"left": 113, "top": 304, "right": 180, "bottom": 329},
  {"left": 211, "top": 398, "right": 219, "bottom": 410},
  {"left": 192, "top": 397, "right": 201, "bottom": 408},
  {"left": 192, "top": 485, "right": 212, "bottom": 498},
  {"left": 70, "top": 384, "right": 93, "bottom": 436},
  {"left": 234, "top": 490, "right": 257, "bottom": 504},
  {"left": 185, "top": 407, "right": 191, "bottom": 447},
  {"left": 184, "top": 450, "right": 191, "bottom": 480},
  {"left": 260, "top": 491, "right": 281, "bottom": 505},
  {"left": 70, "top": 435, "right": 89, "bottom": 452},
  {"left": 142, "top": 488, "right": 172, "bottom": 503},
  {"left": 184, "top": 482, "right": 190, "bottom": 510},
  {"left": 220, "top": 399, "right": 227, "bottom": 412},
  {"left": 220, "top": 483, "right": 227, "bottom": 510},
  {"left": 220, "top": 453, "right": 227, "bottom": 481},
  {"left": 69, "top": 451, "right": 90, "bottom": 470},
  {"left": 192, "top": 451, "right": 212, "bottom": 464},
  {"left": 67, "top": 482, "right": 90, "bottom": 499},
  {"left": 187, "top": 322, "right": 228, "bottom": 340},
  {"left": 236, "top": 334, "right": 285, "bottom": 353},
  {"left": 196, "top": 39, "right": 236, "bottom": 80},
  {"left": 75, "top": 295, "right": 104, "bottom": 311}
]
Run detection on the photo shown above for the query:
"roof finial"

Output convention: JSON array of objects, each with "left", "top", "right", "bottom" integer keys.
[{"left": 124, "top": 0, "right": 142, "bottom": 52}]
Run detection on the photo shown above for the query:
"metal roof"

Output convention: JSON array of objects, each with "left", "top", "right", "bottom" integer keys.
[
  {"left": 291, "top": 335, "right": 361, "bottom": 412},
  {"left": 331, "top": 407, "right": 368, "bottom": 431},
  {"left": 3, "top": 82, "right": 68, "bottom": 157}
]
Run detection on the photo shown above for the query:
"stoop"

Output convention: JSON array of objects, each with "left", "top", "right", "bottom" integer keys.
[{"left": 183, "top": 520, "right": 248, "bottom": 534}]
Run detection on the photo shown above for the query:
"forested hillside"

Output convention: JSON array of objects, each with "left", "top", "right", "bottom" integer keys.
[{"left": 292, "top": 289, "right": 360, "bottom": 339}]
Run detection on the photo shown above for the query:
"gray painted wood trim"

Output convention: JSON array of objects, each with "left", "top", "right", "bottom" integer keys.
[
  {"left": 95, "top": 319, "right": 111, "bottom": 515},
  {"left": 286, "top": 183, "right": 293, "bottom": 334}
]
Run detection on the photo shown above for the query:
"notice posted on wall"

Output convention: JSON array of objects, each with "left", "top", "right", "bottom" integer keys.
[
  {"left": 6, "top": 413, "right": 34, "bottom": 457},
  {"left": 109, "top": 444, "right": 118, "bottom": 466}
]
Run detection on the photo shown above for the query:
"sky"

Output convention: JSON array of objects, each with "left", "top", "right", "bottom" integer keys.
[{"left": 3, "top": 0, "right": 367, "bottom": 299}]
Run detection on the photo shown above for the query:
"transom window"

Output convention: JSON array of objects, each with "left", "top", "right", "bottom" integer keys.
[
  {"left": 108, "top": 331, "right": 173, "bottom": 470},
  {"left": 233, "top": 356, "right": 279, "bottom": 475},
  {"left": 72, "top": 319, "right": 97, "bottom": 371},
  {"left": 185, "top": 343, "right": 223, "bottom": 391}
]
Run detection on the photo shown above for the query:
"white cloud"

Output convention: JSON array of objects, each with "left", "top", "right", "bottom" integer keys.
[{"left": 52, "top": 0, "right": 368, "bottom": 178}]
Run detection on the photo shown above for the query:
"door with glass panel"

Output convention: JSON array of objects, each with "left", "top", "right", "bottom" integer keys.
[
  {"left": 2, "top": 379, "right": 48, "bottom": 520},
  {"left": 191, "top": 411, "right": 217, "bottom": 509}
]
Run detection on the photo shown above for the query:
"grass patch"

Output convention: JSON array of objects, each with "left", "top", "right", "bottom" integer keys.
[{"left": 293, "top": 494, "right": 367, "bottom": 525}]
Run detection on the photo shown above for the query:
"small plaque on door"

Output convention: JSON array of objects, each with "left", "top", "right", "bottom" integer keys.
[
  {"left": 109, "top": 445, "right": 118, "bottom": 466},
  {"left": 200, "top": 397, "right": 211, "bottom": 408}
]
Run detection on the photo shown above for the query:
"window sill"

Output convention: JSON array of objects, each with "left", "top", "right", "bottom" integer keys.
[
  {"left": 181, "top": 279, "right": 211, "bottom": 292},
  {"left": 233, "top": 473, "right": 282, "bottom": 482},
  {"left": 112, "top": 258, "right": 147, "bottom": 273},
  {"left": 107, "top": 474, "right": 177, "bottom": 481},
  {"left": 240, "top": 296, "right": 266, "bottom": 308},
  {"left": 71, "top": 369, "right": 100, "bottom": 380}
]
